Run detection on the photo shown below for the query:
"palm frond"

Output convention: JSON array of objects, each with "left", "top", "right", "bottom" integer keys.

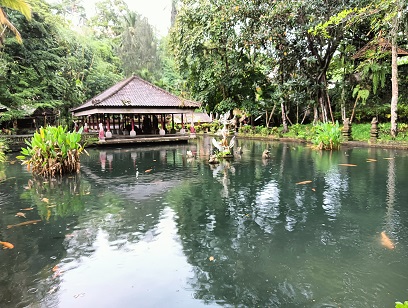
[
  {"left": 0, "top": 8, "right": 22, "bottom": 44},
  {"left": 0, "top": 0, "right": 31, "bottom": 20}
]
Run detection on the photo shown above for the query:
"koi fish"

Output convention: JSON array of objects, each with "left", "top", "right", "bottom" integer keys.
[
  {"left": 21, "top": 208, "right": 34, "bottom": 211},
  {"left": 145, "top": 169, "right": 152, "bottom": 173},
  {"left": 15, "top": 212, "right": 26, "bottom": 218},
  {"left": 296, "top": 180, "right": 312, "bottom": 185},
  {"left": 7, "top": 219, "right": 41, "bottom": 229},
  {"left": 338, "top": 164, "right": 357, "bottom": 167},
  {"left": 381, "top": 231, "right": 395, "bottom": 250},
  {"left": 0, "top": 241, "right": 14, "bottom": 249},
  {"left": 366, "top": 158, "right": 377, "bottom": 162}
]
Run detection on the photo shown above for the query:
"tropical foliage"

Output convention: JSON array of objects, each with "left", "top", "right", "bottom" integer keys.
[
  {"left": 396, "top": 301, "right": 408, "bottom": 308},
  {"left": 17, "top": 125, "right": 87, "bottom": 177},
  {"left": 0, "top": 0, "right": 407, "bottom": 140},
  {"left": 311, "top": 122, "right": 342, "bottom": 150},
  {"left": 0, "top": 138, "right": 6, "bottom": 162}
]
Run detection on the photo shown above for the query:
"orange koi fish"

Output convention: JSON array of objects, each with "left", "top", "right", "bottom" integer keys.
[
  {"left": 7, "top": 219, "right": 42, "bottom": 229},
  {"left": 381, "top": 231, "right": 395, "bottom": 250},
  {"left": 338, "top": 164, "right": 357, "bottom": 167},
  {"left": 296, "top": 180, "right": 312, "bottom": 185},
  {"left": 145, "top": 169, "right": 152, "bottom": 173},
  {"left": 0, "top": 241, "right": 14, "bottom": 249},
  {"left": 15, "top": 212, "right": 26, "bottom": 218}
]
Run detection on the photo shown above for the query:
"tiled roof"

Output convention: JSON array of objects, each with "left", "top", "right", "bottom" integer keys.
[
  {"left": 352, "top": 38, "right": 408, "bottom": 59},
  {"left": 71, "top": 75, "right": 201, "bottom": 112}
]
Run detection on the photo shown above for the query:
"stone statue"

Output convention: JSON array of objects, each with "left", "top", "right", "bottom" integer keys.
[{"left": 98, "top": 123, "right": 105, "bottom": 142}]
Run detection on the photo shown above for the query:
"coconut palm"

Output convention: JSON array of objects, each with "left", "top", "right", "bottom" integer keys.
[{"left": 0, "top": 0, "right": 31, "bottom": 45}]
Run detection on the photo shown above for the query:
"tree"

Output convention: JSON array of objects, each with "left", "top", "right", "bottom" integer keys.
[
  {"left": 171, "top": 0, "right": 267, "bottom": 113},
  {"left": 0, "top": 0, "right": 31, "bottom": 45},
  {"left": 312, "top": 0, "right": 408, "bottom": 136},
  {"left": 0, "top": 0, "right": 123, "bottom": 128},
  {"left": 118, "top": 11, "right": 160, "bottom": 79},
  {"left": 171, "top": 0, "right": 372, "bottom": 125},
  {"left": 87, "top": 0, "right": 129, "bottom": 40}
]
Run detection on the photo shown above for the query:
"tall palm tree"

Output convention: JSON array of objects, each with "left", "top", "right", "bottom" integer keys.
[{"left": 0, "top": 0, "right": 31, "bottom": 45}]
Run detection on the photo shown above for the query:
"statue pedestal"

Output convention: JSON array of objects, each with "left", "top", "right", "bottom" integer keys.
[{"left": 130, "top": 130, "right": 136, "bottom": 137}]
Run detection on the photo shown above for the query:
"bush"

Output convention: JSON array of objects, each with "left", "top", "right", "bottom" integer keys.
[
  {"left": 17, "top": 126, "right": 87, "bottom": 177},
  {"left": 0, "top": 139, "right": 6, "bottom": 163},
  {"left": 239, "top": 125, "right": 254, "bottom": 135},
  {"left": 351, "top": 123, "right": 371, "bottom": 141},
  {"left": 312, "top": 121, "right": 342, "bottom": 150},
  {"left": 396, "top": 301, "right": 408, "bottom": 308}
]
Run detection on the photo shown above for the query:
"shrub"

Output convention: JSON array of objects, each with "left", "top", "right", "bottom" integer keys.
[
  {"left": 351, "top": 123, "right": 371, "bottom": 141},
  {"left": 0, "top": 139, "right": 6, "bottom": 163},
  {"left": 396, "top": 301, "right": 408, "bottom": 308},
  {"left": 312, "top": 121, "right": 342, "bottom": 150},
  {"left": 17, "top": 126, "right": 87, "bottom": 177},
  {"left": 239, "top": 125, "right": 254, "bottom": 135}
]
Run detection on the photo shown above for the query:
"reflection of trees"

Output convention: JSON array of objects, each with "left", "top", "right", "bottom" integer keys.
[
  {"left": 20, "top": 175, "right": 91, "bottom": 220},
  {"left": 0, "top": 147, "right": 196, "bottom": 307},
  {"left": 2, "top": 142, "right": 408, "bottom": 307},
  {"left": 170, "top": 142, "right": 408, "bottom": 306},
  {"left": 170, "top": 142, "right": 326, "bottom": 306}
]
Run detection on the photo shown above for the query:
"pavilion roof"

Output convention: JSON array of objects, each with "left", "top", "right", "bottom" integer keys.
[
  {"left": 71, "top": 75, "right": 201, "bottom": 116},
  {"left": 352, "top": 38, "right": 408, "bottom": 59}
]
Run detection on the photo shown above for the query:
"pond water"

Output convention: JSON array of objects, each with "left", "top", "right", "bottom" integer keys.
[{"left": 0, "top": 136, "right": 408, "bottom": 308}]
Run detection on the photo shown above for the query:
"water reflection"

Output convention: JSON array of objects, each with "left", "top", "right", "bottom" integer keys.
[
  {"left": 322, "top": 167, "right": 348, "bottom": 220},
  {"left": 0, "top": 140, "right": 408, "bottom": 307}
]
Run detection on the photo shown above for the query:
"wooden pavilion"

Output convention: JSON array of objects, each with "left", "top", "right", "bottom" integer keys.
[
  {"left": 352, "top": 38, "right": 408, "bottom": 59},
  {"left": 71, "top": 75, "right": 201, "bottom": 137}
]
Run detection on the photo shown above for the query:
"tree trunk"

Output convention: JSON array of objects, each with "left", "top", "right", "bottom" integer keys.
[
  {"left": 171, "top": 0, "right": 177, "bottom": 27},
  {"left": 313, "top": 105, "right": 319, "bottom": 124},
  {"left": 281, "top": 102, "right": 288, "bottom": 133},
  {"left": 390, "top": 12, "right": 399, "bottom": 138}
]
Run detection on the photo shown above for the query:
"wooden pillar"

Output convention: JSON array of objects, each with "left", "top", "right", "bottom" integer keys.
[
  {"left": 106, "top": 117, "right": 111, "bottom": 131},
  {"left": 112, "top": 115, "right": 115, "bottom": 134}
]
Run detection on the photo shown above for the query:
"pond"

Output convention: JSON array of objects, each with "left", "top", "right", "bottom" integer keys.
[{"left": 0, "top": 136, "right": 408, "bottom": 308}]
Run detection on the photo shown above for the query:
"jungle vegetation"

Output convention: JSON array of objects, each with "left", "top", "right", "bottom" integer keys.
[{"left": 0, "top": 0, "right": 407, "bottom": 136}]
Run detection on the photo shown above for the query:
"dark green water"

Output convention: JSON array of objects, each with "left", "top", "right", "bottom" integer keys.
[{"left": 1, "top": 136, "right": 408, "bottom": 308}]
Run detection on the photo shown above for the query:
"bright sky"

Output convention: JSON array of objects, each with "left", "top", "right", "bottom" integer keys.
[{"left": 84, "top": 0, "right": 172, "bottom": 36}]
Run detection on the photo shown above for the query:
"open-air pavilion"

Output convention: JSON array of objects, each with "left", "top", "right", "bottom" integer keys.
[{"left": 71, "top": 75, "right": 202, "bottom": 139}]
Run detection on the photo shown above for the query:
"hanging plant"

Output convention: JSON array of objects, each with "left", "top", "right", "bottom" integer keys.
[{"left": 17, "top": 126, "right": 88, "bottom": 177}]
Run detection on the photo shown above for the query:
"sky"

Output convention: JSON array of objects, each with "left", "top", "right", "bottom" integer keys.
[{"left": 83, "top": 0, "right": 172, "bottom": 36}]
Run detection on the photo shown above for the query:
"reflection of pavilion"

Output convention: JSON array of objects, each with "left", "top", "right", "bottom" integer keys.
[{"left": 82, "top": 147, "right": 195, "bottom": 199}]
